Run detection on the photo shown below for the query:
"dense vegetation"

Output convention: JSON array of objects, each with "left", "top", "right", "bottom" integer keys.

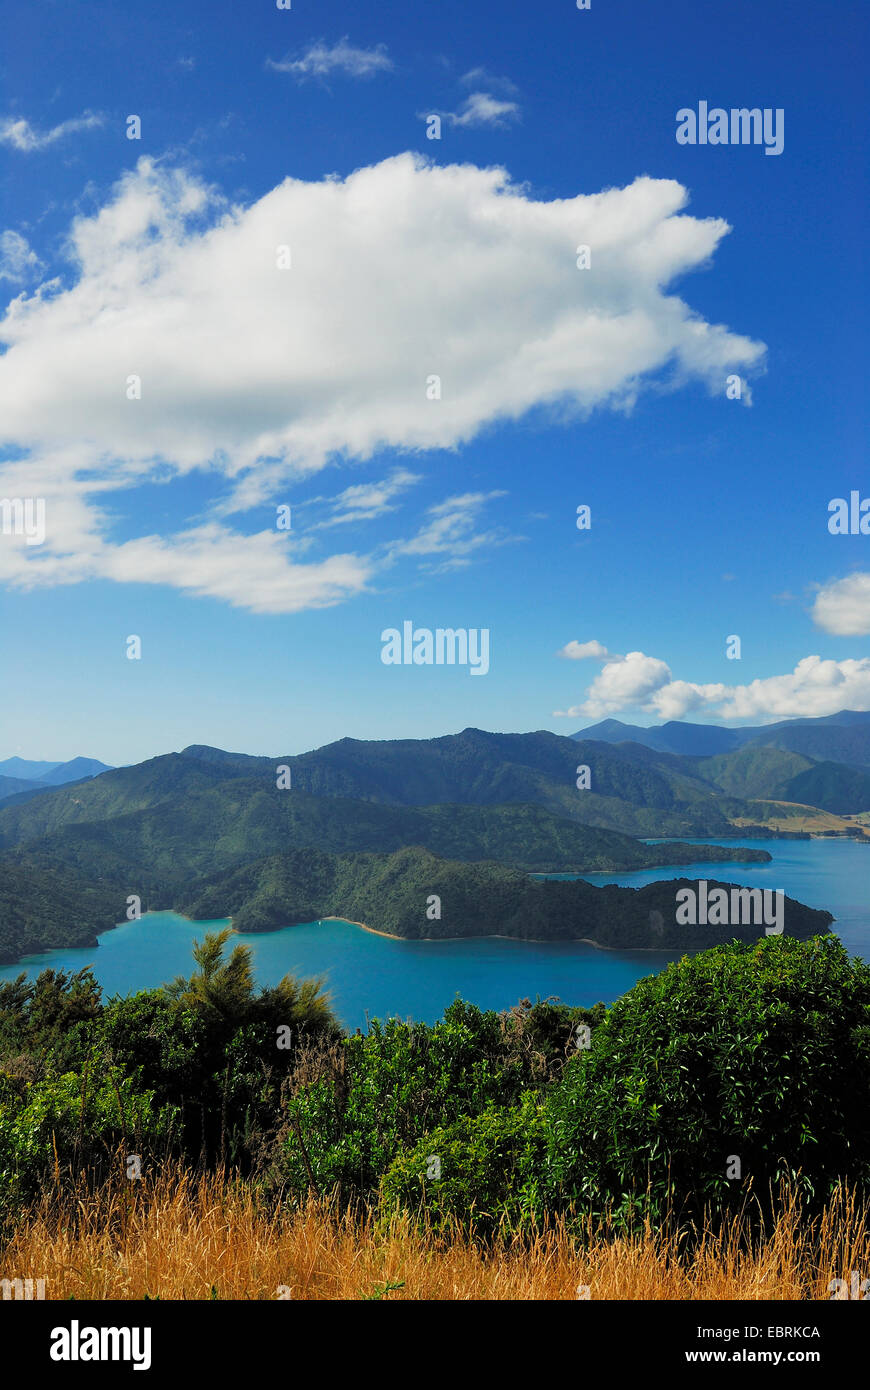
[
  {"left": 0, "top": 775, "right": 39, "bottom": 803},
  {"left": 0, "top": 929, "right": 340, "bottom": 1214},
  {"left": 693, "top": 746, "right": 815, "bottom": 799},
  {"left": 784, "top": 761, "right": 870, "bottom": 815},
  {"left": 0, "top": 744, "right": 780, "bottom": 962},
  {"left": 0, "top": 779, "right": 772, "bottom": 885},
  {"left": 1, "top": 932, "right": 867, "bottom": 1243},
  {"left": 0, "top": 861, "right": 118, "bottom": 962},
  {"left": 2, "top": 724, "right": 866, "bottom": 860}
]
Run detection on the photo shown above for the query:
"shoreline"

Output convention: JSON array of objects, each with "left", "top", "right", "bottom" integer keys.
[{"left": 313, "top": 916, "right": 681, "bottom": 952}]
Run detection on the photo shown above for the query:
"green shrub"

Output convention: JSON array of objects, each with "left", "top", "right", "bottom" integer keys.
[
  {"left": 380, "top": 1093, "right": 546, "bottom": 1235},
  {"left": 282, "top": 997, "right": 592, "bottom": 1199},
  {"left": 0, "top": 1066, "right": 177, "bottom": 1215},
  {"left": 543, "top": 934, "right": 870, "bottom": 1226}
]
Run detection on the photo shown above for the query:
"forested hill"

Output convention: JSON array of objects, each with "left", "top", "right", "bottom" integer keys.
[
  {"left": 182, "top": 730, "right": 740, "bottom": 836},
  {"left": 0, "top": 839, "right": 822, "bottom": 959},
  {"left": 10, "top": 726, "right": 862, "bottom": 854},
  {"left": 180, "top": 845, "right": 831, "bottom": 949},
  {"left": 0, "top": 778, "right": 771, "bottom": 881}
]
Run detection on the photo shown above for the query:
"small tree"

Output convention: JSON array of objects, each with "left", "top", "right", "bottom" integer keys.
[{"left": 165, "top": 928, "right": 256, "bottom": 1026}]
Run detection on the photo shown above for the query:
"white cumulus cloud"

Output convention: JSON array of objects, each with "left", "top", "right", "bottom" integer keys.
[
  {"left": 555, "top": 650, "right": 673, "bottom": 717},
  {"left": 714, "top": 656, "right": 870, "bottom": 721},
  {"left": 557, "top": 639, "right": 614, "bottom": 661},
  {"left": 811, "top": 573, "right": 870, "bottom": 636},
  {"left": 0, "top": 155, "right": 764, "bottom": 612},
  {"left": 554, "top": 646, "right": 870, "bottom": 723},
  {"left": 649, "top": 679, "right": 728, "bottom": 720}
]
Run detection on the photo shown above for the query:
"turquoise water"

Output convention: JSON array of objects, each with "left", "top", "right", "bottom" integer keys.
[
  {"left": 1, "top": 838, "right": 867, "bottom": 1028},
  {"left": 578, "top": 836, "right": 870, "bottom": 957}
]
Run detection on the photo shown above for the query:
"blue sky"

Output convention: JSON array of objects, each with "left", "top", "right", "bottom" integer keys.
[{"left": 0, "top": 0, "right": 867, "bottom": 764}]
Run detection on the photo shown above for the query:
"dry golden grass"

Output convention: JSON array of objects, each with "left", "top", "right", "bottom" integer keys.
[{"left": 2, "top": 1164, "right": 868, "bottom": 1300}]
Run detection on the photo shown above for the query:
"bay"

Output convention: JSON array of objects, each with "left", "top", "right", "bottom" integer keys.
[{"left": 1, "top": 837, "right": 867, "bottom": 1028}]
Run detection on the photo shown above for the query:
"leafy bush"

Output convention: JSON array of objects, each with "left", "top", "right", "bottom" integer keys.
[
  {"left": 7, "top": 927, "right": 865, "bottom": 1243},
  {"left": 380, "top": 1093, "right": 546, "bottom": 1236},
  {"left": 0, "top": 1065, "right": 176, "bottom": 1215},
  {"left": 281, "top": 998, "right": 593, "bottom": 1199},
  {"left": 543, "top": 934, "right": 870, "bottom": 1226}
]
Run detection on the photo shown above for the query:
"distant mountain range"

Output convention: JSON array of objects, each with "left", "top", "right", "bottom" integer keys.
[
  {"left": 0, "top": 716, "right": 860, "bottom": 964},
  {"left": 0, "top": 757, "right": 114, "bottom": 806},
  {"left": 573, "top": 709, "right": 870, "bottom": 765}
]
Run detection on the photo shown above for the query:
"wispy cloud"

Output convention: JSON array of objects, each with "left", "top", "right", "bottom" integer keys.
[
  {"left": 0, "top": 230, "right": 42, "bottom": 283},
  {"left": 460, "top": 69, "right": 519, "bottom": 96},
  {"left": 266, "top": 37, "right": 393, "bottom": 80},
  {"left": 304, "top": 468, "right": 421, "bottom": 529},
  {"left": 385, "top": 491, "right": 515, "bottom": 572},
  {"left": 436, "top": 92, "right": 521, "bottom": 129},
  {"left": 0, "top": 111, "right": 104, "bottom": 152}
]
